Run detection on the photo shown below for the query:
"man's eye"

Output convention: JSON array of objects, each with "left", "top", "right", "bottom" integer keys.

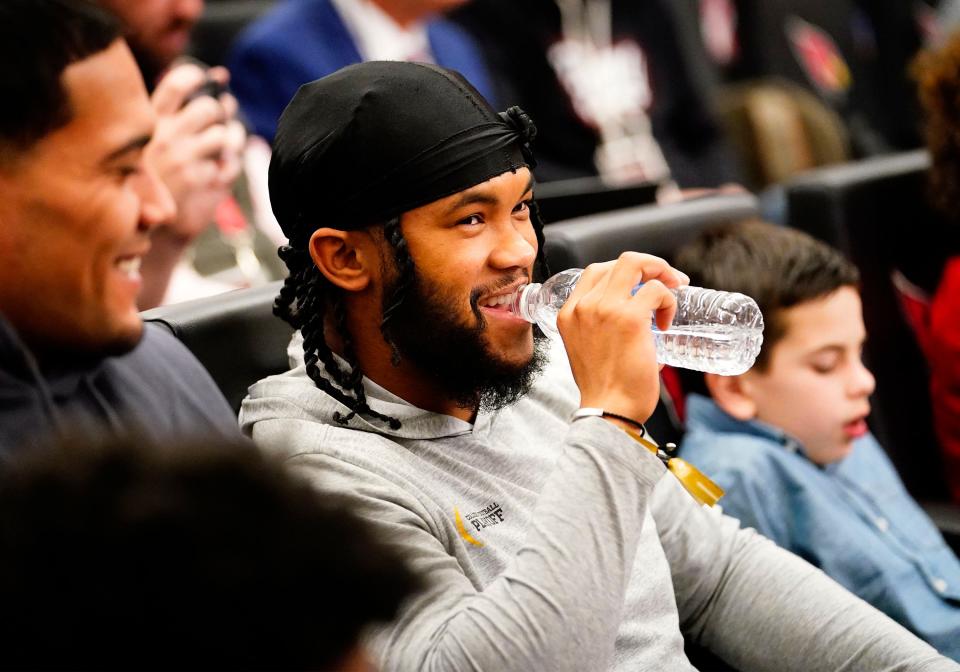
[
  {"left": 458, "top": 214, "right": 483, "bottom": 226},
  {"left": 513, "top": 199, "right": 532, "bottom": 214},
  {"left": 118, "top": 166, "right": 142, "bottom": 179}
]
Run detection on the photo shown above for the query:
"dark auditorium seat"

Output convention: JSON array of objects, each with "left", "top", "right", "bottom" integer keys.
[
  {"left": 544, "top": 192, "right": 760, "bottom": 449},
  {"left": 543, "top": 191, "right": 759, "bottom": 271},
  {"left": 786, "top": 151, "right": 960, "bottom": 546},
  {"left": 535, "top": 177, "right": 659, "bottom": 224},
  {"left": 142, "top": 281, "right": 292, "bottom": 412},
  {"left": 785, "top": 151, "right": 941, "bottom": 495}
]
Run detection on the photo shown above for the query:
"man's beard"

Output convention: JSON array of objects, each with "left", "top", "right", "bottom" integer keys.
[{"left": 380, "top": 267, "right": 548, "bottom": 413}]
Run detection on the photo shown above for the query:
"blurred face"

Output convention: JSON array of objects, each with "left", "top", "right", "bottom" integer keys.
[
  {"left": 0, "top": 41, "right": 175, "bottom": 357},
  {"left": 98, "top": 0, "right": 204, "bottom": 70},
  {"left": 380, "top": 167, "right": 545, "bottom": 409},
  {"left": 741, "top": 287, "right": 876, "bottom": 465}
]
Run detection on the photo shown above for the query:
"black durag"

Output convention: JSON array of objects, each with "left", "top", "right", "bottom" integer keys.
[{"left": 268, "top": 61, "right": 538, "bottom": 247}]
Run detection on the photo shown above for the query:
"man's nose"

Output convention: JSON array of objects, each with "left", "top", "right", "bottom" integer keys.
[
  {"left": 490, "top": 221, "right": 537, "bottom": 270},
  {"left": 137, "top": 163, "right": 177, "bottom": 232}
]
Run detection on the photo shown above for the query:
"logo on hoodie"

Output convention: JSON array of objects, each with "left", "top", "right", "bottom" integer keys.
[{"left": 454, "top": 501, "right": 505, "bottom": 547}]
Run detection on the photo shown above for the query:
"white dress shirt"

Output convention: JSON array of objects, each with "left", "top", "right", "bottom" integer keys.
[{"left": 330, "top": 0, "right": 433, "bottom": 63}]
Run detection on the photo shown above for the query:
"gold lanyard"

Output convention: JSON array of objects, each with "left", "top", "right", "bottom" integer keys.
[{"left": 624, "top": 429, "right": 725, "bottom": 508}]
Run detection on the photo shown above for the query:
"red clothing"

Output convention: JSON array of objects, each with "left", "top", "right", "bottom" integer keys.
[{"left": 900, "top": 257, "right": 960, "bottom": 503}]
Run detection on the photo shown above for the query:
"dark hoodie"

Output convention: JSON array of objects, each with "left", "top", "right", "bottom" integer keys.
[{"left": 0, "top": 315, "right": 241, "bottom": 456}]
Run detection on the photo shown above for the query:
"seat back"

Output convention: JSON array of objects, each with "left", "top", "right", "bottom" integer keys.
[
  {"left": 715, "top": 80, "right": 850, "bottom": 190},
  {"left": 543, "top": 192, "right": 760, "bottom": 445},
  {"left": 142, "top": 281, "right": 293, "bottom": 412},
  {"left": 543, "top": 192, "right": 759, "bottom": 269},
  {"left": 535, "top": 177, "right": 659, "bottom": 224},
  {"left": 785, "top": 150, "right": 954, "bottom": 500}
]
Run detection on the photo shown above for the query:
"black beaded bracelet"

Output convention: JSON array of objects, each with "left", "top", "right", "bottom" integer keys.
[
  {"left": 598, "top": 411, "right": 647, "bottom": 437},
  {"left": 570, "top": 408, "right": 646, "bottom": 437}
]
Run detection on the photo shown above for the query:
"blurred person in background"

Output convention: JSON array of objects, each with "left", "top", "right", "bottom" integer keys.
[
  {"left": 96, "top": 0, "right": 284, "bottom": 307},
  {"left": 903, "top": 32, "right": 960, "bottom": 505},
  {"left": 686, "top": 0, "right": 937, "bottom": 201},
  {"left": 451, "top": 0, "right": 742, "bottom": 189},
  {"left": 228, "top": 0, "right": 495, "bottom": 143},
  {"left": 0, "top": 435, "right": 421, "bottom": 669},
  {"left": 0, "top": 0, "right": 240, "bottom": 455}
]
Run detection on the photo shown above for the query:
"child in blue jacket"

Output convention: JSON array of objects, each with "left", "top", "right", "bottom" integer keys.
[{"left": 677, "top": 220, "right": 960, "bottom": 660}]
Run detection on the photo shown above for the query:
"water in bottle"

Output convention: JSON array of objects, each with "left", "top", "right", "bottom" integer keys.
[{"left": 508, "top": 268, "right": 764, "bottom": 375}]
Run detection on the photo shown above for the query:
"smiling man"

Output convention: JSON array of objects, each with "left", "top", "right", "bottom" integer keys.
[
  {"left": 239, "top": 61, "right": 959, "bottom": 671},
  {"left": 0, "top": 0, "right": 241, "bottom": 455}
]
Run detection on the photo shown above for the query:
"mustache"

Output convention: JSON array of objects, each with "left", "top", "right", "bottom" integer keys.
[{"left": 468, "top": 272, "right": 531, "bottom": 315}]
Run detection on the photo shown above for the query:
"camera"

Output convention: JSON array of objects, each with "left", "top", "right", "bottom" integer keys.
[{"left": 183, "top": 73, "right": 228, "bottom": 107}]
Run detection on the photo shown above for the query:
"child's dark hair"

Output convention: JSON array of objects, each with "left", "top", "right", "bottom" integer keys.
[
  {"left": 0, "top": 436, "right": 422, "bottom": 670},
  {"left": 674, "top": 220, "right": 860, "bottom": 389}
]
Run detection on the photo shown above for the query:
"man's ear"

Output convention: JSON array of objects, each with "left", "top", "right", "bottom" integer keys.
[
  {"left": 704, "top": 372, "right": 757, "bottom": 421},
  {"left": 308, "top": 227, "right": 375, "bottom": 292}
]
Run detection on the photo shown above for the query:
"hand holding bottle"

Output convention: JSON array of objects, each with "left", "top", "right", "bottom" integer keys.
[{"left": 557, "top": 253, "right": 688, "bottom": 426}]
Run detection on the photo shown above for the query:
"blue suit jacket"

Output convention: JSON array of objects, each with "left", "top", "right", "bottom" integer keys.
[{"left": 228, "top": 0, "right": 496, "bottom": 141}]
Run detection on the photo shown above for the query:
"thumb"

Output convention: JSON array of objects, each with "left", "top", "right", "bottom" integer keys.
[{"left": 151, "top": 63, "right": 208, "bottom": 116}]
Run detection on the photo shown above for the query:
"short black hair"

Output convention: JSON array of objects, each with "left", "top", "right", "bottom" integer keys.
[
  {"left": 0, "top": 0, "right": 120, "bottom": 159},
  {"left": 675, "top": 220, "right": 860, "bottom": 375},
  {"left": 0, "top": 437, "right": 421, "bottom": 670}
]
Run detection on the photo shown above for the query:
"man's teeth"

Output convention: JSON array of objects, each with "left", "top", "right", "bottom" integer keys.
[
  {"left": 480, "top": 294, "right": 512, "bottom": 308},
  {"left": 116, "top": 257, "right": 142, "bottom": 276}
]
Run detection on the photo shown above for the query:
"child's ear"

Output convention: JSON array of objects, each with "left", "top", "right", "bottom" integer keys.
[
  {"left": 308, "top": 228, "right": 375, "bottom": 292},
  {"left": 704, "top": 372, "right": 757, "bottom": 421}
]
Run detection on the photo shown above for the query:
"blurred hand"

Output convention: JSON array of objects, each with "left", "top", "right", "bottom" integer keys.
[
  {"left": 145, "top": 63, "right": 246, "bottom": 242},
  {"left": 557, "top": 253, "right": 688, "bottom": 425}
]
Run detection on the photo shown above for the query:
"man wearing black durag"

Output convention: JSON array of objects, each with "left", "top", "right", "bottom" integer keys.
[{"left": 240, "top": 61, "right": 956, "bottom": 671}]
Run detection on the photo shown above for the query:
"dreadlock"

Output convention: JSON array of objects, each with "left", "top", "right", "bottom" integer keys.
[
  {"left": 276, "top": 198, "right": 549, "bottom": 431},
  {"left": 275, "top": 239, "right": 402, "bottom": 430},
  {"left": 379, "top": 217, "right": 416, "bottom": 367},
  {"left": 268, "top": 63, "right": 547, "bottom": 431}
]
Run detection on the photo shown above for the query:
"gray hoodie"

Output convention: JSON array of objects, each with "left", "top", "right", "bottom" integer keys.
[{"left": 240, "top": 335, "right": 956, "bottom": 672}]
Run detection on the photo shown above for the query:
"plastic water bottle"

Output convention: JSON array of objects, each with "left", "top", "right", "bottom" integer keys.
[{"left": 509, "top": 268, "right": 764, "bottom": 375}]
